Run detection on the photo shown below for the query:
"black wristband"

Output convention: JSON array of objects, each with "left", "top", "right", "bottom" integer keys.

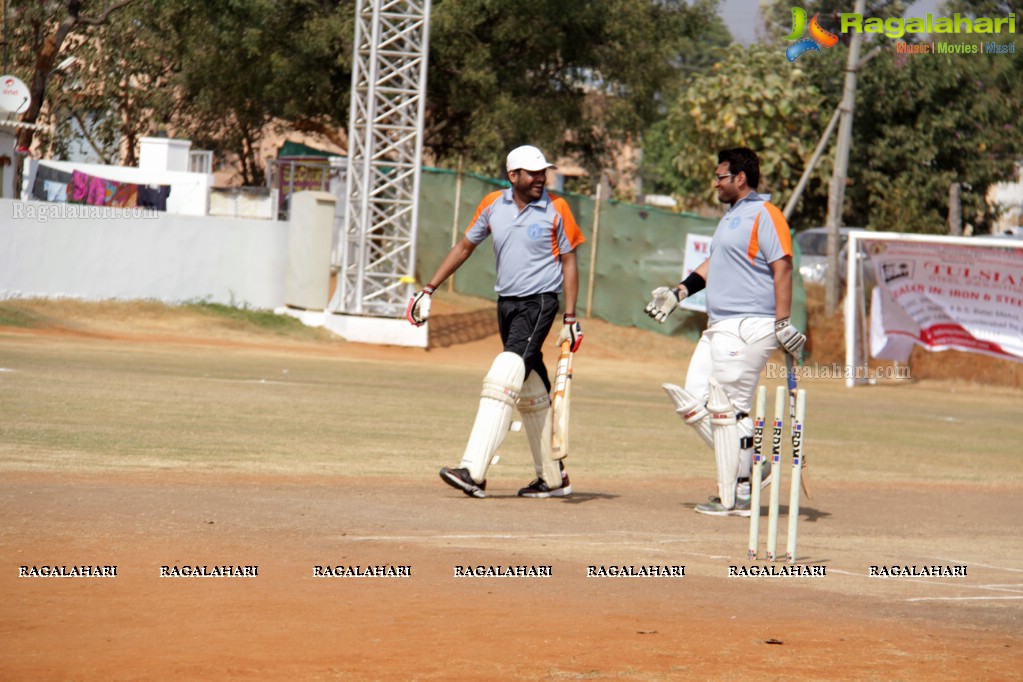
[{"left": 679, "top": 272, "right": 706, "bottom": 296}]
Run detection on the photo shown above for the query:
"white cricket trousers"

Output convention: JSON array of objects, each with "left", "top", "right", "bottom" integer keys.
[{"left": 684, "top": 317, "right": 778, "bottom": 475}]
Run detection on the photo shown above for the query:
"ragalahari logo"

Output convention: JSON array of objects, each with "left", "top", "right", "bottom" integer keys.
[{"left": 785, "top": 8, "right": 840, "bottom": 61}]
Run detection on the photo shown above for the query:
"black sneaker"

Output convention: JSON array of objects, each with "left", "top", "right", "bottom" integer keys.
[
  {"left": 439, "top": 467, "right": 486, "bottom": 498},
  {"left": 518, "top": 466, "right": 572, "bottom": 498}
]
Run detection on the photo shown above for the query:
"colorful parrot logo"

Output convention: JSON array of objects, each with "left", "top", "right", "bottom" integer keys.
[{"left": 785, "top": 8, "right": 840, "bottom": 62}]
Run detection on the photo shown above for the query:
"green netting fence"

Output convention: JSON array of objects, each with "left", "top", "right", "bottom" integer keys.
[{"left": 416, "top": 167, "right": 806, "bottom": 338}]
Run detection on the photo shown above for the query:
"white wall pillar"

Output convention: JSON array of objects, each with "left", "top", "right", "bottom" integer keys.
[{"left": 139, "top": 137, "right": 192, "bottom": 173}]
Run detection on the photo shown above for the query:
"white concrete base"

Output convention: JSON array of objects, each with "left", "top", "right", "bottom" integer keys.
[
  {"left": 276, "top": 306, "right": 428, "bottom": 348},
  {"left": 276, "top": 306, "right": 326, "bottom": 328}
]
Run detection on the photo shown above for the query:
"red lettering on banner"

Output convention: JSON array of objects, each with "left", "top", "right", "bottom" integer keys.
[
  {"left": 919, "top": 324, "right": 1008, "bottom": 356},
  {"left": 876, "top": 241, "right": 1023, "bottom": 363}
]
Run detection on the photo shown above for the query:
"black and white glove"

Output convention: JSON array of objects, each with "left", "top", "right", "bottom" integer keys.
[
  {"left": 644, "top": 286, "right": 685, "bottom": 323},
  {"left": 405, "top": 285, "right": 435, "bottom": 327},
  {"left": 556, "top": 313, "right": 583, "bottom": 352},
  {"left": 775, "top": 317, "right": 806, "bottom": 357}
]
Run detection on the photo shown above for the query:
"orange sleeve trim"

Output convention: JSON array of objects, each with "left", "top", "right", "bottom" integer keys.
[
  {"left": 464, "top": 191, "right": 504, "bottom": 234},
  {"left": 747, "top": 214, "right": 761, "bottom": 262},
  {"left": 550, "top": 194, "right": 585, "bottom": 250},
  {"left": 764, "top": 202, "right": 792, "bottom": 256}
]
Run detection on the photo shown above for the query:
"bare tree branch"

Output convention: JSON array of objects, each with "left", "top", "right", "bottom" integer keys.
[
  {"left": 16, "top": 0, "right": 137, "bottom": 154},
  {"left": 75, "top": 0, "right": 137, "bottom": 27}
]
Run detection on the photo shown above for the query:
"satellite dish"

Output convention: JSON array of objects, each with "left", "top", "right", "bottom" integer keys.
[{"left": 0, "top": 76, "right": 32, "bottom": 115}]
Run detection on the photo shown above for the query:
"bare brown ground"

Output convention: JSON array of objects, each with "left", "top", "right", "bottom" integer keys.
[{"left": 1, "top": 296, "right": 1021, "bottom": 681}]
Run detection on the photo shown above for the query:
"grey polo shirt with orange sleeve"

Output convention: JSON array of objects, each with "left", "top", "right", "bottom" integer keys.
[{"left": 465, "top": 187, "right": 585, "bottom": 297}]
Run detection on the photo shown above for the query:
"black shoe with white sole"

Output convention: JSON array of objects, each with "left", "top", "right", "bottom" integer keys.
[
  {"left": 517, "top": 467, "right": 572, "bottom": 498},
  {"left": 439, "top": 466, "right": 487, "bottom": 498}
]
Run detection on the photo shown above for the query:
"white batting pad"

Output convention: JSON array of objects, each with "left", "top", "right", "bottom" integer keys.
[
  {"left": 518, "top": 371, "right": 561, "bottom": 486},
  {"left": 460, "top": 353, "right": 525, "bottom": 483},
  {"left": 662, "top": 383, "right": 713, "bottom": 449},
  {"left": 707, "top": 379, "right": 740, "bottom": 509}
]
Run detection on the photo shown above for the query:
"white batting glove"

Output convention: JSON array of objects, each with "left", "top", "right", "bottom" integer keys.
[
  {"left": 775, "top": 317, "right": 806, "bottom": 357},
  {"left": 644, "top": 286, "right": 685, "bottom": 323},
  {"left": 556, "top": 313, "right": 583, "bottom": 352},
  {"left": 405, "top": 285, "right": 435, "bottom": 327}
]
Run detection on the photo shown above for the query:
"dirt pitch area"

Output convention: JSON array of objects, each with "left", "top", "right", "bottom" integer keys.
[{"left": 1, "top": 295, "right": 1021, "bottom": 681}]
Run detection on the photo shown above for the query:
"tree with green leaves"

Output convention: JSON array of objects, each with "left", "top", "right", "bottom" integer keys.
[
  {"left": 844, "top": 46, "right": 1022, "bottom": 233},
  {"left": 648, "top": 0, "right": 1022, "bottom": 233},
  {"left": 40, "top": 0, "right": 175, "bottom": 166},
  {"left": 641, "top": 44, "right": 830, "bottom": 218},
  {"left": 942, "top": 0, "right": 1023, "bottom": 16},
  {"left": 9, "top": 0, "right": 353, "bottom": 183},
  {"left": 162, "top": 0, "right": 354, "bottom": 185},
  {"left": 639, "top": 9, "right": 732, "bottom": 198},
  {"left": 425, "top": 0, "right": 721, "bottom": 180},
  {"left": 782, "top": 0, "right": 1023, "bottom": 232},
  {"left": 6, "top": 0, "right": 136, "bottom": 153},
  {"left": 12, "top": 0, "right": 725, "bottom": 191}
]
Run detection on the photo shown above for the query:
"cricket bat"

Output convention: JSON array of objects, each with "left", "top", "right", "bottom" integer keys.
[{"left": 551, "top": 340, "right": 574, "bottom": 459}]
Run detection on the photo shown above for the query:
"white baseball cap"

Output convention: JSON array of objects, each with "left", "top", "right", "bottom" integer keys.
[{"left": 506, "top": 145, "right": 556, "bottom": 172}]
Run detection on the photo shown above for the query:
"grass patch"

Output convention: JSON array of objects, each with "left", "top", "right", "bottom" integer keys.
[
  {"left": 0, "top": 303, "right": 45, "bottom": 328},
  {"left": 183, "top": 301, "right": 311, "bottom": 335},
  {"left": 0, "top": 298, "right": 346, "bottom": 347}
]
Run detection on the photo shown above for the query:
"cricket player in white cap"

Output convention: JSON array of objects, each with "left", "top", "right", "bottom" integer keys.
[
  {"left": 407, "top": 144, "right": 585, "bottom": 498},
  {"left": 645, "top": 147, "right": 805, "bottom": 516}
]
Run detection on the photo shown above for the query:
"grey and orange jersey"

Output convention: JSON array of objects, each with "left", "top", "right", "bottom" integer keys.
[
  {"left": 465, "top": 187, "right": 585, "bottom": 297},
  {"left": 706, "top": 192, "right": 792, "bottom": 324}
]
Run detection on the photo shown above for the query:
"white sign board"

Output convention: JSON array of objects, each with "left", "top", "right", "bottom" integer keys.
[
  {"left": 680, "top": 233, "right": 712, "bottom": 312},
  {"left": 0, "top": 75, "right": 31, "bottom": 114}
]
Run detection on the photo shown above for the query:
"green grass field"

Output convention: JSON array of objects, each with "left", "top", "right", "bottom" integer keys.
[{"left": 1, "top": 306, "right": 1019, "bottom": 485}]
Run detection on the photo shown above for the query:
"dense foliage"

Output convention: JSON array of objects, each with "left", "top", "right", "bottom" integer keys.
[
  {"left": 644, "top": 0, "right": 1023, "bottom": 233},
  {"left": 8, "top": 0, "right": 716, "bottom": 184},
  {"left": 5, "top": 0, "right": 1021, "bottom": 231}
]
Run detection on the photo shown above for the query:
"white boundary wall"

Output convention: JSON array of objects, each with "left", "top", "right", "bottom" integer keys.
[
  {"left": 0, "top": 198, "right": 289, "bottom": 309},
  {"left": 843, "top": 231, "right": 1023, "bottom": 387}
]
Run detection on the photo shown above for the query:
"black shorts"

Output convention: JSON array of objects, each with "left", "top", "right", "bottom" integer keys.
[{"left": 497, "top": 292, "right": 560, "bottom": 392}]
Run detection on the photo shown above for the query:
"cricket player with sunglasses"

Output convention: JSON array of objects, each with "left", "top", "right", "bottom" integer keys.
[{"left": 646, "top": 147, "right": 805, "bottom": 516}]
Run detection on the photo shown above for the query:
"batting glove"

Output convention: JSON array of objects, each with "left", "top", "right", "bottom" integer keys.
[
  {"left": 644, "top": 286, "right": 684, "bottom": 323},
  {"left": 405, "top": 285, "right": 434, "bottom": 327},
  {"left": 775, "top": 317, "right": 806, "bottom": 357},
  {"left": 556, "top": 313, "right": 583, "bottom": 352}
]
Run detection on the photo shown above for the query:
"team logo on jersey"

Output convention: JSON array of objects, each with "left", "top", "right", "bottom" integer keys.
[
  {"left": 728, "top": 217, "right": 742, "bottom": 230},
  {"left": 527, "top": 223, "right": 546, "bottom": 240}
]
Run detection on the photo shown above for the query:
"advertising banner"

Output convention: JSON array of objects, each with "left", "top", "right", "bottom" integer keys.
[
  {"left": 680, "top": 233, "right": 712, "bottom": 313},
  {"left": 867, "top": 238, "right": 1023, "bottom": 362}
]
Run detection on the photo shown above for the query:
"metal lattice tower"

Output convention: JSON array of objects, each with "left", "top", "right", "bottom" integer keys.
[{"left": 331, "top": 0, "right": 431, "bottom": 318}]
